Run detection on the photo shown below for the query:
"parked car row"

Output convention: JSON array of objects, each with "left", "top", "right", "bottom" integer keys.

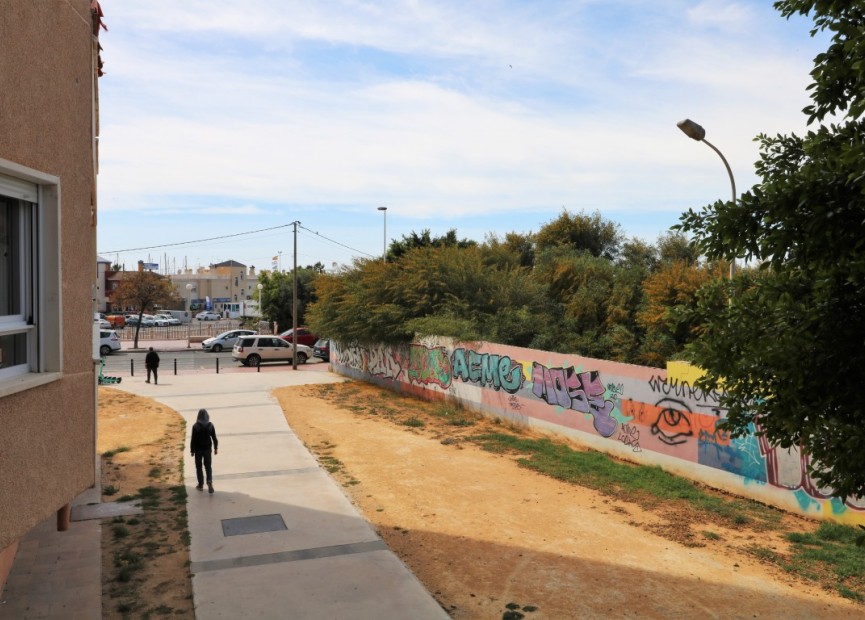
[{"left": 96, "top": 321, "right": 333, "bottom": 367}]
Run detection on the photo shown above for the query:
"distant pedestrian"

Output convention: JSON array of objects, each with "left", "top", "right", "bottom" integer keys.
[
  {"left": 145, "top": 347, "right": 160, "bottom": 384},
  {"left": 191, "top": 408, "right": 219, "bottom": 493}
]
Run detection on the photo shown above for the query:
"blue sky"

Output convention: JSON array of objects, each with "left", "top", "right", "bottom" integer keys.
[{"left": 96, "top": 0, "right": 826, "bottom": 273}]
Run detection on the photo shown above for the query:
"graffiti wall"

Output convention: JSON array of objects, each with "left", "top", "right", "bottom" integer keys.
[{"left": 330, "top": 339, "right": 865, "bottom": 525}]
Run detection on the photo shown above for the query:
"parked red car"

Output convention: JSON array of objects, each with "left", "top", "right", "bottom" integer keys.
[{"left": 278, "top": 327, "right": 318, "bottom": 347}]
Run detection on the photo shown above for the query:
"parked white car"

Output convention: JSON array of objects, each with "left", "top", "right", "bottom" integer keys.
[
  {"left": 196, "top": 311, "right": 221, "bottom": 321},
  {"left": 232, "top": 336, "right": 312, "bottom": 366},
  {"left": 99, "top": 330, "right": 121, "bottom": 356},
  {"left": 156, "top": 314, "right": 181, "bottom": 325},
  {"left": 202, "top": 329, "right": 256, "bottom": 352}
]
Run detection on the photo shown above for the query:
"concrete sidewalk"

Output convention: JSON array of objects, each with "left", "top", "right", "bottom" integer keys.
[
  {"left": 134, "top": 370, "right": 447, "bottom": 619},
  {"left": 1, "top": 368, "right": 447, "bottom": 619}
]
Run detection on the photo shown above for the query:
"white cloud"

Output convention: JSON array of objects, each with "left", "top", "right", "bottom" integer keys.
[
  {"left": 96, "top": 0, "right": 826, "bottom": 264},
  {"left": 686, "top": 1, "right": 755, "bottom": 32}
]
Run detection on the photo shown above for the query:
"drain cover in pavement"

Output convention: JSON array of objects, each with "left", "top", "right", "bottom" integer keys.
[{"left": 221, "top": 514, "right": 287, "bottom": 537}]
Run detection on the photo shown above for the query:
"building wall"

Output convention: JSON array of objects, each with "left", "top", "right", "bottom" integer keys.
[
  {"left": 0, "top": 0, "right": 98, "bottom": 556},
  {"left": 331, "top": 338, "right": 865, "bottom": 526}
]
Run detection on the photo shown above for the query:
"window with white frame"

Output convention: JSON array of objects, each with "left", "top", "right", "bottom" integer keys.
[
  {"left": 0, "top": 161, "right": 62, "bottom": 391},
  {"left": 0, "top": 193, "right": 34, "bottom": 377}
]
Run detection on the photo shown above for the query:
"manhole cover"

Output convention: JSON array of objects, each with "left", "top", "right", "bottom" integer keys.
[{"left": 221, "top": 514, "right": 287, "bottom": 537}]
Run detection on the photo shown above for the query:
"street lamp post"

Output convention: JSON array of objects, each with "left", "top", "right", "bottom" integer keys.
[
  {"left": 257, "top": 283, "right": 265, "bottom": 332},
  {"left": 677, "top": 118, "right": 737, "bottom": 278},
  {"left": 377, "top": 206, "right": 387, "bottom": 262},
  {"left": 185, "top": 283, "right": 195, "bottom": 347}
]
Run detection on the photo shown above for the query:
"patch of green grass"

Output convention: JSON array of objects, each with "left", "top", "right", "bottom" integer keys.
[
  {"left": 152, "top": 605, "right": 174, "bottom": 615},
  {"left": 169, "top": 485, "right": 187, "bottom": 504},
  {"left": 319, "top": 455, "right": 343, "bottom": 473},
  {"left": 470, "top": 433, "right": 777, "bottom": 528},
  {"left": 137, "top": 486, "right": 161, "bottom": 509},
  {"left": 748, "top": 545, "right": 781, "bottom": 562},
  {"left": 117, "top": 494, "right": 136, "bottom": 503},
  {"left": 701, "top": 531, "right": 722, "bottom": 541},
  {"left": 148, "top": 467, "right": 162, "bottom": 478},
  {"left": 103, "top": 446, "right": 130, "bottom": 458},
  {"left": 402, "top": 416, "right": 425, "bottom": 428},
  {"left": 112, "top": 524, "right": 130, "bottom": 540},
  {"left": 103, "top": 485, "right": 119, "bottom": 496},
  {"left": 785, "top": 522, "right": 865, "bottom": 581},
  {"left": 838, "top": 585, "right": 864, "bottom": 602},
  {"left": 114, "top": 549, "right": 143, "bottom": 583}
]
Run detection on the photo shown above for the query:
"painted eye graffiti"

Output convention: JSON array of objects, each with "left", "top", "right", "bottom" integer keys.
[{"left": 651, "top": 398, "right": 694, "bottom": 446}]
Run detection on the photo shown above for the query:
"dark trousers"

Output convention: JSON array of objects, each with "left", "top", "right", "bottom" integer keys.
[
  {"left": 146, "top": 366, "right": 158, "bottom": 384},
  {"left": 195, "top": 451, "right": 213, "bottom": 486}
]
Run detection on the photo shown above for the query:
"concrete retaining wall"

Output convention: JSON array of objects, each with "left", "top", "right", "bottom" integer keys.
[{"left": 331, "top": 338, "right": 865, "bottom": 526}]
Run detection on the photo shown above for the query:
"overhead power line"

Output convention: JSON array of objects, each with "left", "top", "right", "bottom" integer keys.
[
  {"left": 99, "top": 221, "right": 377, "bottom": 260},
  {"left": 99, "top": 223, "right": 295, "bottom": 254},
  {"left": 297, "top": 224, "right": 376, "bottom": 258}
]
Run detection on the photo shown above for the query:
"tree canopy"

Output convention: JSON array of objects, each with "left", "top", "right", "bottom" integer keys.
[
  {"left": 677, "top": 1, "right": 865, "bottom": 498},
  {"left": 112, "top": 270, "right": 177, "bottom": 347}
]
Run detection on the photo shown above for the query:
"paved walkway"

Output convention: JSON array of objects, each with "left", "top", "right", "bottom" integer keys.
[{"left": 2, "top": 367, "right": 447, "bottom": 619}]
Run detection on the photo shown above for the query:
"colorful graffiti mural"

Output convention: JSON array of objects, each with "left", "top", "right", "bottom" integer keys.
[{"left": 331, "top": 339, "right": 865, "bottom": 525}]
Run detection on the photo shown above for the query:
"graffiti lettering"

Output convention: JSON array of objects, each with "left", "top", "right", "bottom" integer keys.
[
  {"left": 367, "top": 346, "right": 402, "bottom": 380},
  {"left": 758, "top": 432, "right": 865, "bottom": 512},
  {"left": 648, "top": 375, "right": 720, "bottom": 406},
  {"left": 618, "top": 424, "right": 642, "bottom": 453},
  {"left": 452, "top": 348, "right": 524, "bottom": 393},
  {"left": 408, "top": 344, "right": 452, "bottom": 388},
  {"left": 337, "top": 344, "right": 365, "bottom": 371},
  {"left": 531, "top": 363, "right": 617, "bottom": 437},
  {"left": 606, "top": 383, "right": 624, "bottom": 398},
  {"left": 508, "top": 395, "right": 523, "bottom": 411},
  {"left": 650, "top": 398, "right": 694, "bottom": 446}
]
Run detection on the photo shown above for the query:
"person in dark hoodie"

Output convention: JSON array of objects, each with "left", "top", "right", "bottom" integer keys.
[
  {"left": 144, "top": 347, "right": 160, "bottom": 384},
  {"left": 190, "top": 408, "right": 218, "bottom": 493}
]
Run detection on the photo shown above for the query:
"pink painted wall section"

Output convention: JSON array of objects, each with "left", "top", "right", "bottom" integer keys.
[{"left": 331, "top": 339, "right": 865, "bottom": 526}]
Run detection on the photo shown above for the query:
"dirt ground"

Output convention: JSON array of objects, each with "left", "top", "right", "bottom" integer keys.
[
  {"left": 98, "top": 388, "right": 193, "bottom": 618},
  {"left": 274, "top": 382, "right": 865, "bottom": 620},
  {"left": 98, "top": 382, "right": 865, "bottom": 620}
]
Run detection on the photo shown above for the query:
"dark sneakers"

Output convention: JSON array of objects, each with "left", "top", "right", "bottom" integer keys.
[{"left": 208, "top": 483, "right": 214, "bottom": 494}]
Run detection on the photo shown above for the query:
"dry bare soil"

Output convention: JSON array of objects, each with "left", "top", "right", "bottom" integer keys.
[
  {"left": 98, "top": 382, "right": 865, "bottom": 620},
  {"left": 98, "top": 388, "right": 193, "bottom": 618}
]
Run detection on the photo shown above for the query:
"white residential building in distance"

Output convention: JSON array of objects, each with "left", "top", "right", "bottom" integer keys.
[{"left": 169, "top": 260, "right": 263, "bottom": 317}]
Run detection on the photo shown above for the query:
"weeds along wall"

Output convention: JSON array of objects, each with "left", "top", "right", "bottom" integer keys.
[{"left": 331, "top": 338, "right": 865, "bottom": 526}]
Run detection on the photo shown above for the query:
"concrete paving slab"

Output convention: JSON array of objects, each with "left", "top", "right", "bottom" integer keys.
[
  {"left": 185, "top": 431, "right": 319, "bottom": 476},
  {"left": 184, "top": 477, "right": 379, "bottom": 562},
  {"left": 71, "top": 500, "right": 142, "bottom": 522},
  {"left": 111, "top": 370, "right": 447, "bottom": 619},
  {"left": 192, "top": 550, "right": 448, "bottom": 620}
]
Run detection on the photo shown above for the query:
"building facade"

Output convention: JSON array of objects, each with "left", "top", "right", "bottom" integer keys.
[
  {"left": 169, "top": 260, "right": 261, "bottom": 317},
  {"left": 0, "top": 1, "right": 103, "bottom": 590}
]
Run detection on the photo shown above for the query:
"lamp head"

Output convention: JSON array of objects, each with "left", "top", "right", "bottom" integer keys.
[
  {"left": 377, "top": 206, "right": 387, "bottom": 211},
  {"left": 677, "top": 119, "right": 706, "bottom": 141}
]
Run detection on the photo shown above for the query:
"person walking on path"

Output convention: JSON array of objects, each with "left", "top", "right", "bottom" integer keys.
[
  {"left": 191, "top": 408, "right": 219, "bottom": 493},
  {"left": 145, "top": 347, "right": 160, "bottom": 384}
]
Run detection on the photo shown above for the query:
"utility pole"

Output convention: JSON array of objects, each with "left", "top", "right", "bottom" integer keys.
[{"left": 291, "top": 221, "right": 299, "bottom": 370}]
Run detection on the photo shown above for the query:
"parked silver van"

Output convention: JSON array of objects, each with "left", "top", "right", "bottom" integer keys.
[{"left": 202, "top": 329, "right": 256, "bottom": 352}]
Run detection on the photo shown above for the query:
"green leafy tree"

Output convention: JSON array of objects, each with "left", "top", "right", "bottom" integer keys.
[
  {"left": 387, "top": 228, "right": 477, "bottom": 261},
  {"left": 257, "top": 267, "right": 318, "bottom": 333},
  {"left": 112, "top": 271, "right": 178, "bottom": 348},
  {"left": 677, "top": 1, "right": 865, "bottom": 498},
  {"left": 535, "top": 210, "right": 623, "bottom": 260}
]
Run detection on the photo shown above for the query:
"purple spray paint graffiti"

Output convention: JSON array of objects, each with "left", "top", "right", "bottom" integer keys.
[{"left": 531, "top": 363, "right": 617, "bottom": 437}]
